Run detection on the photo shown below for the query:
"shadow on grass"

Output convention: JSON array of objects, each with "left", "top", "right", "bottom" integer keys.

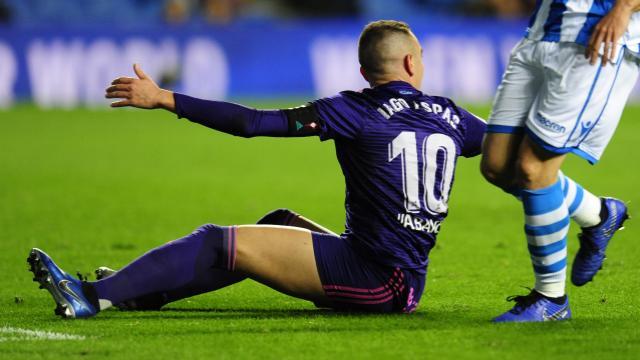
[
  {"left": 84, "top": 305, "right": 499, "bottom": 334},
  {"left": 88, "top": 304, "right": 640, "bottom": 331}
]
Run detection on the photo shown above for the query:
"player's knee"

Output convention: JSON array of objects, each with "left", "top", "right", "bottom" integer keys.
[
  {"left": 193, "top": 223, "right": 221, "bottom": 236},
  {"left": 480, "top": 157, "right": 510, "bottom": 190},
  {"left": 256, "top": 208, "right": 297, "bottom": 225},
  {"left": 480, "top": 160, "right": 501, "bottom": 184},
  {"left": 190, "top": 224, "right": 227, "bottom": 249},
  {"left": 515, "top": 158, "right": 544, "bottom": 189},
  {"left": 192, "top": 223, "right": 237, "bottom": 271}
]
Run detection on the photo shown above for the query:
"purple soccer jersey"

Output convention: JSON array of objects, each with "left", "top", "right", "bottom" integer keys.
[{"left": 311, "top": 81, "right": 485, "bottom": 273}]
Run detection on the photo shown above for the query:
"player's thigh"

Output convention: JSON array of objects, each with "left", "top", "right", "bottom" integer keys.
[
  {"left": 484, "top": 39, "right": 542, "bottom": 184},
  {"left": 234, "top": 225, "right": 326, "bottom": 302},
  {"left": 526, "top": 43, "right": 639, "bottom": 163},
  {"left": 488, "top": 39, "right": 543, "bottom": 133}
]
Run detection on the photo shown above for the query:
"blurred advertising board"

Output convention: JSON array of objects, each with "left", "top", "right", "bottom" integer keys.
[{"left": 1, "top": 19, "right": 535, "bottom": 107}]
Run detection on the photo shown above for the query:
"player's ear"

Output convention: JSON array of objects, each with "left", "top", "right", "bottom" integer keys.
[
  {"left": 404, "top": 54, "right": 415, "bottom": 77},
  {"left": 359, "top": 67, "right": 370, "bottom": 82}
]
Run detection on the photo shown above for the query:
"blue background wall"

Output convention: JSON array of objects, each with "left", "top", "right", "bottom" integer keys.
[{"left": 0, "top": 19, "right": 533, "bottom": 107}]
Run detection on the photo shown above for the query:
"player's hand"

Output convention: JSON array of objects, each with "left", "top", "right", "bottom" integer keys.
[
  {"left": 585, "top": 3, "right": 633, "bottom": 66},
  {"left": 105, "top": 64, "right": 175, "bottom": 111}
]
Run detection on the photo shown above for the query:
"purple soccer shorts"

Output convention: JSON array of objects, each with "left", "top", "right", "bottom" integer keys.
[{"left": 311, "top": 232, "right": 425, "bottom": 313}]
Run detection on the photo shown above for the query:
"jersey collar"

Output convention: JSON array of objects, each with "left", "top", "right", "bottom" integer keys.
[{"left": 371, "top": 81, "right": 423, "bottom": 97}]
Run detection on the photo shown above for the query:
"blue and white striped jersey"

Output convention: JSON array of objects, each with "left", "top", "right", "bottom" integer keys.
[{"left": 527, "top": 0, "right": 640, "bottom": 50}]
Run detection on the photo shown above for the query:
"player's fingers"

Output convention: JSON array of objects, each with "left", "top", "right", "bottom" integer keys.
[
  {"left": 133, "top": 63, "right": 147, "bottom": 80},
  {"left": 602, "top": 32, "right": 612, "bottom": 67},
  {"left": 609, "top": 29, "right": 623, "bottom": 65},
  {"left": 610, "top": 42, "right": 619, "bottom": 66},
  {"left": 105, "top": 91, "right": 131, "bottom": 99},
  {"left": 110, "top": 100, "right": 131, "bottom": 108},
  {"left": 588, "top": 44, "right": 600, "bottom": 65},
  {"left": 588, "top": 29, "right": 605, "bottom": 65},
  {"left": 111, "top": 77, "right": 135, "bottom": 85},
  {"left": 105, "top": 84, "right": 131, "bottom": 93},
  {"left": 586, "top": 40, "right": 597, "bottom": 63}
]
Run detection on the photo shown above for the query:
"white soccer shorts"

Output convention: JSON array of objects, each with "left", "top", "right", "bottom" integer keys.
[{"left": 488, "top": 38, "right": 640, "bottom": 164}]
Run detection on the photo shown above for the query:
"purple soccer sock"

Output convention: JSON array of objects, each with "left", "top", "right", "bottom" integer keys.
[
  {"left": 87, "top": 210, "right": 303, "bottom": 311},
  {"left": 89, "top": 224, "right": 238, "bottom": 310}
]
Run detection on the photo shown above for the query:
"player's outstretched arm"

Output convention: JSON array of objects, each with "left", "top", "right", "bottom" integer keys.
[
  {"left": 586, "top": 0, "right": 640, "bottom": 66},
  {"left": 105, "top": 64, "right": 320, "bottom": 138}
]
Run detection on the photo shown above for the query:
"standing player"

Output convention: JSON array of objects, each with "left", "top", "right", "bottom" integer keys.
[
  {"left": 481, "top": 1, "right": 640, "bottom": 322},
  {"left": 27, "top": 20, "right": 487, "bottom": 318}
]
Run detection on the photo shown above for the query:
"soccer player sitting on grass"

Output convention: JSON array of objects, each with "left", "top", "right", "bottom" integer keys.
[{"left": 28, "top": 20, "right": 487, "bottom": 318}]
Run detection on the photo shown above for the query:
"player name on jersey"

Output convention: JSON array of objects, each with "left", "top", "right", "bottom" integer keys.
[
  {"left": 377, "top": 97, "right": 461, "bottom": 129},
  {"left": 397, "top": 213, "right": 441, "bottom": 234}
]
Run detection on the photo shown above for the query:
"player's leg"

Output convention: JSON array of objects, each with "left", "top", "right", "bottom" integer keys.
[
  {"left": 485, "top": 41, "right": 570, "bottom": 321},
  {"left": 218, "top": 226, "right": 423, "bottom": 312},
  {"left": 481, "top": 41, "right": 606, "bottom": 229},
  {"left": 84, "top": 225, "right": 248, "bottom": 312},
  {"left": 481, "top": 39, "right": 542, "bottom": 191},
  {"left": 493, "top": 136, "right": 572, "bottom": 323},
  {"left": 567, "top": 50, "right": 638, "bottom": 286},
  {"left": 93, "top": 208, "right": 336, "bottom": 311},
  {"left": 480, "top": 132, "right": 524, "bottom": 192},
  {"left": 484, "top": 133, "right": 606, "bottom": 229},
  {"left": 494, "top": 42, "right": 636, "bottom": 322},
  {"left": 30, "top": 224, "right": 329, "bottom": 317},
  {"left": 98, "top": 225, "right": 423, "bottom": 313},
  {"left": 232, "top": 226, "right": 324, "bottom": 299},
  {"left": 557, "top": 172, "right": 603, "bottom": 228},
  {"left": 518, "top": 136, "right": 570, "bottom": 288},
  {"left": 256, "top": 208, "right": 337, "bottom": 235},
  {"left": 95, "top": 221, "right": 328, "bottom": 309}
]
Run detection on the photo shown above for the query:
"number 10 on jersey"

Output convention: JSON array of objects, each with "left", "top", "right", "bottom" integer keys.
[{"left": 388, "top": 131, "right": 456, "bottom": 215}]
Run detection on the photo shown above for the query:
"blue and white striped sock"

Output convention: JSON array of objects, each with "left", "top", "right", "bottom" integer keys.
[
  {"left": 522, "top": 180, "right": 569, "bottom": 298},
  {"left": 558, "top": 172, "right": 602, "bottom": 228},
  {"left": 509, "top": 172, "right": 602, "bottom": 228}
]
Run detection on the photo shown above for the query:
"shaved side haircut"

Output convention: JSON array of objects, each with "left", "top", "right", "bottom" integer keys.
[{"left": 358, "top": 20, "right": 414, "bottom": 79}]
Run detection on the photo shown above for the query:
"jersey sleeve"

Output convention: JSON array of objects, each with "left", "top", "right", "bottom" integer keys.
[
  {"left": 310, "top": 93, "right": 366, "bottom": 141},
  {"left": 458, "top": 107, "right": 487, "bottom": 158}
]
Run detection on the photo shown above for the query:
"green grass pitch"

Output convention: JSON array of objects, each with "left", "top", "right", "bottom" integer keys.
[{"left": 1, "top": 102, "right": 639, "bottom": 359}]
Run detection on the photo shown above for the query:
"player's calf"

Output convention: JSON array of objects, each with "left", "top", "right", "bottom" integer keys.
[
  {"left": 94, "top": 267, "right": 167, "bottom": 310},
  {"left": 87, "top": 224, "right": 241, "bottom": 311}
]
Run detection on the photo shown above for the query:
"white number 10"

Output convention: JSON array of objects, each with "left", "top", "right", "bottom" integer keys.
[{"left": 388, "top": 132, "right": 456, "bottom": 215}]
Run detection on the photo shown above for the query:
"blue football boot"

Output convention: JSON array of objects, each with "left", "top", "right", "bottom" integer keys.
[
  {"left": 572, "top": 198, "right": 629, "bottom": 287},
  {"left": 27, "top": 248, "right": 98, "bottom": 318},
  {"left": 493, "top": 290, "right": 571, "bottom": 323}
]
